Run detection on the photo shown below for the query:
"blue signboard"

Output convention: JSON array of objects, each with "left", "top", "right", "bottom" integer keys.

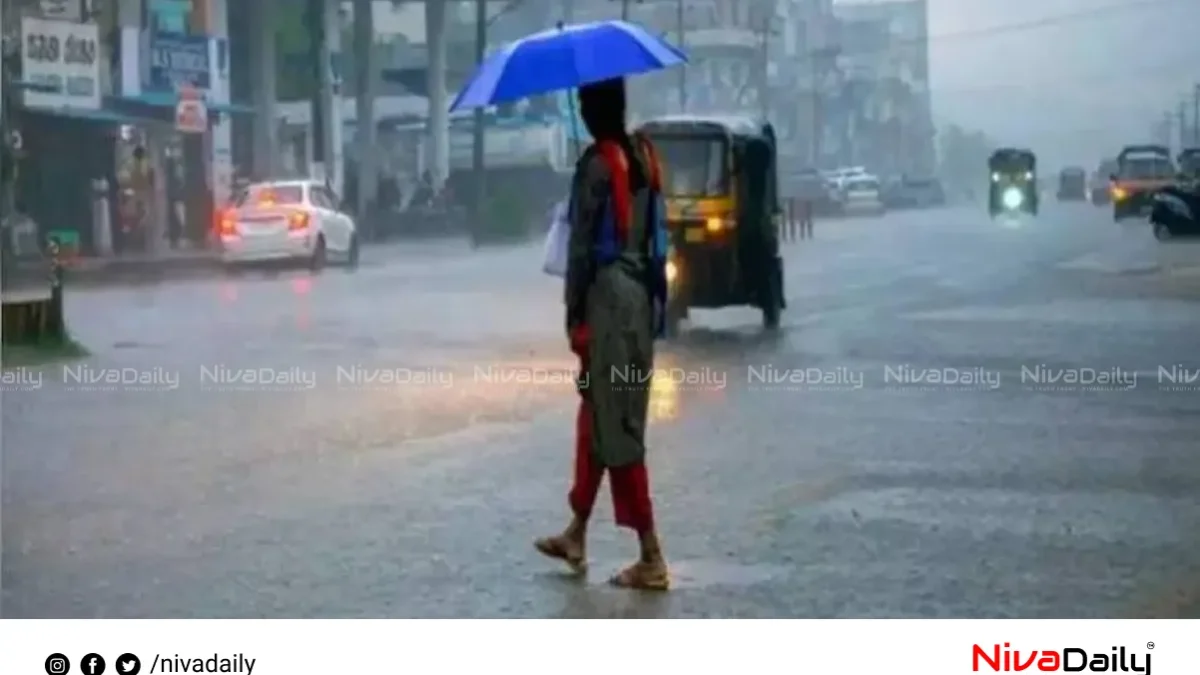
[{"left": 146, "top": 32, "right": 210, "bottom": 91}]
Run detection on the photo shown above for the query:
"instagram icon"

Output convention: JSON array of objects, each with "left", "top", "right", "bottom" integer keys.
[{"left": 45, "top": 653, "right": 70, "bottom": 675}]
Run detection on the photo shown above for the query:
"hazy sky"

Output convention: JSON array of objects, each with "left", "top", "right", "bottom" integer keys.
[{"left": 924, "top": 0, "right": 1200, "bottom": 169}]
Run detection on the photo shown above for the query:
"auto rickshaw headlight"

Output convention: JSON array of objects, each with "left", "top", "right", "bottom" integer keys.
[
  {"left": 666, "top": 259, "right": 678, "bottom": 283},
  {"left": 705, "top": 217, "right": 724, "bottom": 232},
  {"left": 1112, "top": 186, "right": 1128, "bottom": 200},
  {"left": 1002, "top": 187, "right": 1024, "bottom": 210},
  {"left": 1024, "top": 171, "right": 1033, "bottom": 180},
  {"left": 991, "top": 172, "right": 1001, "bottom": 182}
]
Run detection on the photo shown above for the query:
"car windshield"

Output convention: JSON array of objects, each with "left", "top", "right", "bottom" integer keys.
[
  {"left": 645, "top": 135, "right": 728, "bottom": 197},
  {"left": 991, "top": 159, "right": 1033, "bottom": 174},
  {"left": 847, "top": 178, "right": 878, "bottom": 191},
  {"left": 1120, "top": 158, "right": 1173, "bottom": 179},
  {"left": 236, "top": 184, "right": 305, "bottom": 207},
  {"left": 1179, "top": 154, "right": 1200, "bottom": 176}
]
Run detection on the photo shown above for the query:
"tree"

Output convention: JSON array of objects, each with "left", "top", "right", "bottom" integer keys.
[{"left": 275, "top": 1, "right": 316, "bottom": 101}]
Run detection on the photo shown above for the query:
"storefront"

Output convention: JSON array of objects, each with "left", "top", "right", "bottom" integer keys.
[
  {"left": 104, "top": 3, "right": 250, "bottom": 250},
  {"left": 13, "top": 14, "right": 119, "bottom": 256}
]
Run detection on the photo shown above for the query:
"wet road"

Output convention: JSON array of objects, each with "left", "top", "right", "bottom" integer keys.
[{"left": 4, "top": 203, "right": 1200, "bottom": 618}]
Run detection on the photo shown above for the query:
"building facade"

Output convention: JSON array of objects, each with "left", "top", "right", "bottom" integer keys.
[{"left": 831, "top": 0, "right": 933, "bottom": 176}]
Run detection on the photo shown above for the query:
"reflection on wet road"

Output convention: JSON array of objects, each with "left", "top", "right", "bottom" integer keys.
[{"left": 4, "top": 204, "right": 1200, "bottom": 617}]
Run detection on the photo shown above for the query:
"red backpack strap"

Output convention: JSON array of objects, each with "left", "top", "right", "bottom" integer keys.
[
  {"left": 633, "top": 132, "right": 663, "bottom": 193},
  {"left": 595, "top": 139, "right": 632, "bottom": 235}
]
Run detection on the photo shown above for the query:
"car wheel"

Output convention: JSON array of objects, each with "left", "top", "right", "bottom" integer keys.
[
  {"left": 345, "top": 234, "right": 360, "bottom": 269},
  {"left": 309, "top": 235, "right": 327, "bottom": 272},
  {"left": 1154, "top": 223, "right": 1172, "bottom": 241}
]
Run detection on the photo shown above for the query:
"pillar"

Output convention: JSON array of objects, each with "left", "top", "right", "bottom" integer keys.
[
  {"left": 250, "top": 0, "right": 278, "bottom": 179},
  {"left": 425, "top": 0, "right": 449, "bottom": 190},
  {"left": 193, "top": 0, "right": 233, "bottom": 207},
  {"left": 321, "top": 0, "right": 344, "bottom": 197},
  {"left": 117, "top": 0, "right": 142, "bottom": 97},
  {"left": 352, "top": 0, "right": 378, "bottom": 219}
]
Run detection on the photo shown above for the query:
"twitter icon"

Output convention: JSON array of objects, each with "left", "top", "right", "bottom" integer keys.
[{"left": 115, "top": 655, "right": 141, "bottom": 675}]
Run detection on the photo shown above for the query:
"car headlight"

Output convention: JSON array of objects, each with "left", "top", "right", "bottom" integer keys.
[{"left": 1002, "top": 187, "right": 1024, "bottom": 210}]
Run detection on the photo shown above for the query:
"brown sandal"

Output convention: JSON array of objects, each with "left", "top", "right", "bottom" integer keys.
[
  {"left": 534, "top": 536, "right": 588, "bottom": 574},
  {"left": 610, "top": 560, "right": 670, "bottom": 591}
]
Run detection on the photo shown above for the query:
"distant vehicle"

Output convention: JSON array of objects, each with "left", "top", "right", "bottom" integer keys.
[
  {"left": 988, "top": 148, "right": 1038, "bottom": 217},
  {"left": 841, "top": 175, "right": 885, "bottom": 216},
  {"left": 1111, "top": 145, "right": 1175, "bottom": 222},
  {"left": 827, "top": 166, "right": 868, "bottom": 190},
  {"left": 786, "top": 168, "right": 841, "bottom": 215},
  {"left": 883, "top": 176, "right": 945, "bottom": 209},
  {"left": 1091, "top": 158, "right": 1117, "bottom": 205},
  {"left": 217, "top": 179, "right": 360, "bottom": 269},
  {"left": 1056, "top": 167, "right": 1087, "bottom": 201}
]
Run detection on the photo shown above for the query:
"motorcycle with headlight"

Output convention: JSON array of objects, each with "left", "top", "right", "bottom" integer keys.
[{"left": 987, "top": 148, "right": 1039, "bottom": 217}]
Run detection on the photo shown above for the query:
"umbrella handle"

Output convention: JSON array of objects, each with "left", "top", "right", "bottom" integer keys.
[{"left": 558, "top": 21, "right": 583, "bottom": 161}]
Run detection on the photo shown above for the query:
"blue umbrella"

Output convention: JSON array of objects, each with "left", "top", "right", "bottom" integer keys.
[{"left": 449, "top": 20, "right": 687, "bottom": 112}]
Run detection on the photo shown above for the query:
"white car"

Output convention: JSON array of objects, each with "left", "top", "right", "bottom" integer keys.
[
  {"left": 218, "top": 180, "right": 359, "bottom": 268},
  {"left": 828, "top": 166, "right": 869, "bottom": 190},
  {"left": 842, "top": 176, "right": 885, "bottom": 215}
]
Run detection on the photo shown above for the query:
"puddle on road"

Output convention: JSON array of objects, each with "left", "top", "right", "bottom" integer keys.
[
  {"left": 904, "top": 299, "right": 1200, "bottom": 326},
  {"left": 560, "top": 559, "right": 786, "bottom": 591},
  {"left": 537, "top": 559, "right": 786, "bottom": 617}
]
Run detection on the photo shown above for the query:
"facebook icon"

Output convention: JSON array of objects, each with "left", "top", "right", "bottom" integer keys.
[{"left": 80, "top": 654, "right": 106, "bottom": 675}]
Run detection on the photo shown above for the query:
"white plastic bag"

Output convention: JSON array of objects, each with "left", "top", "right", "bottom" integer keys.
[{"left": 542, "top": 199, "right": 570, "bottom": 277}]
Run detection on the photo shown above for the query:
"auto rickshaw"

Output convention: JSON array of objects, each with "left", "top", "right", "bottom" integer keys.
[
  {"left": 636, "top": 115, "right": 786, "bottom": 334},
  {"left": 988, "top": 148, "right": 1038, "bottom": 217},
  {"left": 1111, "top": 145, "right": 1175, "bottom": 222},
  {"left": 1057, "top": 167, "right": 1086, "bottom": 201}
]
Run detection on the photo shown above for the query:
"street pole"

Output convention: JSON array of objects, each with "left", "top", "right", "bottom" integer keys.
[
  {"left": 1178, "top": 101, "right": 1187, "bottom": 151},
  {"left": 811, "top": 55, "right": 820, "bottom": 167},
  {"left": 307, "top": 0, "right": 326, "bottom": 179},
  {"left": 676, "top": 0, "right": 686, "bottom": 111},
  {"left": 759, "top": 18, "right": 770, "bottom": 121},
  {"left": 471, "top": 0, "right": 486, "bottom": 244},
  {"left": 621, "top": 0, "right": 629, "bottom": 20},
  {"left": 1193, "top": 83, "right": 1199, "bottom": 146},
  {"left": 352, "top": 0, "right": 376, "bottom": 229}
]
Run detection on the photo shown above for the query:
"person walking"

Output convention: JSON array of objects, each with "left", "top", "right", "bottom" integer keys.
[{"left": 534, "top": 77, "right": 670, "bottom": 591}]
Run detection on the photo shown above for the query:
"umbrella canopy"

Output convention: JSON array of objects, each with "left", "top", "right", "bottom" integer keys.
[{"left": 450, "top": 20, "right": 686, "bottom": 112}]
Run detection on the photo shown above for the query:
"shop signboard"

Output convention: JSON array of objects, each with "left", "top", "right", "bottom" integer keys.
[
  {"left": 175, "top": 85, "right": 207, "bottom": 133},
  {"left": 147, "top": 31, "right": 210, "bottom": 92},
  {"left": 20, "top": 17, "right": 101, "bottom": 110}
]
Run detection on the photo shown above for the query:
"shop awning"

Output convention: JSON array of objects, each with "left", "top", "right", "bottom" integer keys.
[
  {"left": 105, "top": 92, "right": 258, "bottom": 118},
  {"left": 22, "top": 105, "right": 145, "bottom": 125}
]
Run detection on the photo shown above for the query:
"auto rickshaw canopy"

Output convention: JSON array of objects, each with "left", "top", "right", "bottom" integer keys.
[{"left": 989, "top": 148, "right": 1036, "bottom": 174}]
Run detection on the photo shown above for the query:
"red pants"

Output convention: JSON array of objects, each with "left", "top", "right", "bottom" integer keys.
[{"left": 568, "top": 399, "right": 655, "bottom": 534}]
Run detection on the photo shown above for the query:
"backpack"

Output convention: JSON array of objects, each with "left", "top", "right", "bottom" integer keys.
[{"left": 593, "top": 135, "right": 670, "bottom": 338}]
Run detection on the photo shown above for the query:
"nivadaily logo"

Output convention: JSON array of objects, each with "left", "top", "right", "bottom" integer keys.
[{"left": 973, "top": 643, "right": 1151, "bottom": 674}]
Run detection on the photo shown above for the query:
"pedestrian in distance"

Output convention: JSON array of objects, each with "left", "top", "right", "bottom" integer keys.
[
  {"left": 800, "top": 196, "right": 814, "bottom": 239},
  {"left": 534, "top": 77, "right": 671, "bottom": 591}
]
